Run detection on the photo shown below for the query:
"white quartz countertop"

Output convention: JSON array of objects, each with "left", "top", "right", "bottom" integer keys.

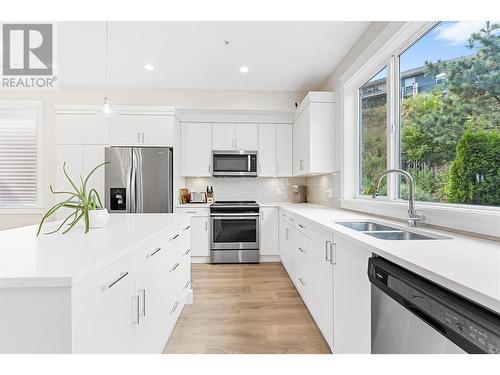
[
  {"left": 277, "top": 203, "right": 500, "bottom": 314},
  {"left": 0, "top": 214, "right": 190, "bottom": 288}
]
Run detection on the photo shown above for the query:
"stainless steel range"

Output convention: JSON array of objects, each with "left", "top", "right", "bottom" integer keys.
[{"left": 210, "top": 201, "right": 260, "bottom": 264}]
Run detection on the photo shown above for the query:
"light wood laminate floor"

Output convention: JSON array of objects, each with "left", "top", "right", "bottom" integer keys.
[{"left": 163, "top": 262, "right": 331, "bottom": 354}]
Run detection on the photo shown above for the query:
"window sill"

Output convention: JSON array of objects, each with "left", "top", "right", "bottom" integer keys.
[{"left": 341, "top": 198, "right": 500, "bottom": 238}]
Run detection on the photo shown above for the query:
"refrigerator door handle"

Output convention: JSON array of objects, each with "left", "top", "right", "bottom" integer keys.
[{"left": 130, "top": 153, "right": 137, "bottom": 214}]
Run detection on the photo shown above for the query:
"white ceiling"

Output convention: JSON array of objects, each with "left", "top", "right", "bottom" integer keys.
[{"left": 57, "top": 22, "right": 369, "bottom": 91}]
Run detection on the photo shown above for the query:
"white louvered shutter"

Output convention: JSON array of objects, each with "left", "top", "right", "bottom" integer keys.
[{"left": 0, "top": 109, "right": 39, "bottom": 207}]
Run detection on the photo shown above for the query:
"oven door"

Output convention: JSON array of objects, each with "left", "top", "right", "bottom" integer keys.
[
  {"left": 210, "top": 214, "right": 259, "bottom": 250},
  {"left": 212, "top": 152, "right": 257, "bottom": 177}
]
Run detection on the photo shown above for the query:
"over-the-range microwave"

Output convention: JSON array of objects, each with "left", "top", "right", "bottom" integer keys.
[{"left": 212, "top": 150, "right": 258, "bottom": 177}]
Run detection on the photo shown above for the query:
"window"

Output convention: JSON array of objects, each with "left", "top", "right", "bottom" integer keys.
[
  {"left": 359, "top": 67, "right": 388, "bottom": 196},
  {"left": 399, "top": 22, "right": 499, "bottom": 207},
  {"left": 0, "top": 102, "right": 43, "bottom": 209}
]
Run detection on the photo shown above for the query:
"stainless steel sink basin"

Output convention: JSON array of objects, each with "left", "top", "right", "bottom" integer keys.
[
  {"left": 336, "top": 221, "right": 450, "bottom": 240},
  {"left": 365, "top": 231, "right": 436, "bottom": 240},
  {"left": 337, "top": 221, "right": 398, "bottom": 232}
]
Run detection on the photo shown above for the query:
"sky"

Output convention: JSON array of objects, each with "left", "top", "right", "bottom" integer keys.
[{"left": 399, "top": 21, "right": 486, "bottom": 73}]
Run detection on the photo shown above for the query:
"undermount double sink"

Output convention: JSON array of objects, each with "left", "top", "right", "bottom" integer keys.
[{"left": 336, "top": 221, "right": 449, "bottom": 240}]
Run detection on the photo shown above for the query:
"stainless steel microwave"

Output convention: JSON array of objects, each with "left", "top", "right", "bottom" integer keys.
[{"left": 212, "top": 151, "right": 258, "bottom": 177}]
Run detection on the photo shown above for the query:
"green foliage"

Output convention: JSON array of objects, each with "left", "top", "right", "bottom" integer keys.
[
  {"left": 447, "top": 130, "right": 500, "bottom": 205},
  {"left": 37, "top": 162, "right": 107, "bottom": 236}
]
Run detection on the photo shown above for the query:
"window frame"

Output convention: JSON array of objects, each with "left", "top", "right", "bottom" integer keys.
[
  {"left": 341, "top": 22, "right": 500, "bottom": 238},
  {"left": 0, "top": 100, "right": 44, "bottom": 214}
]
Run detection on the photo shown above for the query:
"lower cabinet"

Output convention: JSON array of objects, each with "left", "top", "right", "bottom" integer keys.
[
  {"left": 260, "top": 207, "right": 279, "bottom": 256},
  {"left": 333, "top": 236, "right": 371, "bottom": 354},
  {"left": 75, "top": 219, "right": 192, "bottom": 353},
  {"left": 175, "top": 207, "right": 210, "bottom": 257}
]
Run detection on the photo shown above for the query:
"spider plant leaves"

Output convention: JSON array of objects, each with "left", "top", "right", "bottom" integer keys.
[
  {"left": 62, "top": 211, "right": 84, "bottom": 234},
  {"left": 43, "top": 211, "right": 78, "bottom": 235},
  {"left": 83, "top": 162, "right": 109, "bottom": 189}
]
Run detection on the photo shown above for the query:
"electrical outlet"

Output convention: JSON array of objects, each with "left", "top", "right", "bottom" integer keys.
[{"left": 325, "top": 188, "right": 333, "bottom": 198}]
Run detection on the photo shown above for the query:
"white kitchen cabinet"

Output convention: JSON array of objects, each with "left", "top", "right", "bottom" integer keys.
[
  {"left": 235, "top": 123, "right": 258, "bottom": 150},
  {"left": 110, "top": 115, "right": 174, "bottom": 146},
  {"left": 83, "top": 115, "right": 109, "bottom": 145},
  {"left": 292, "top": 92, "right": 335, "bottom": 176},
  {"left": 308, "top": 224, "right": 334, "bottom": 349},
  {"left": 56, "top": 115, "right": 84, "bottom": 145},
  {"left": 333, "top": 236, "right": 371, "bottom": 354},
  {"left": 83, "top": 145, "right": 105, "bottom": 200},
  {"left": 260, "top": 207, "right": 279, "bottom": 256},
  {"left": 175, "top": 207, "right": 210, "bottom": 257},
  {"left": 276, "top": 124, "right": 293, "bottom": 177},
  {"left": 212, "top": 123, "right": 235, "bottom": 150},
  {"left": 141, "top": 115, "right": 175, "bottom": 146},
  {"left": 258, "top": 124, "right": 277, "bottom": 176},
  {"left": 181, "top": 123, "right": 212, "bottom": 177},
  {"left": 76, "top": 276, "right": 135, "bottom": 354},
  {"left": 212, "top": 123, "right": 258, "bottom": 150}
]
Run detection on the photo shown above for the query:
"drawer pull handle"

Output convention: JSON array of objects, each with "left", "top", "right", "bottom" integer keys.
[
  {"left": 102, "top": 272, "right": 128, "bottom": 290},
  {"left": 134, "top": 295, "right": 140, "bottom": 325},
  {"left": 183, "top": 248, "right": 191, "bottom": 256},
  {"left": 183, "top": 280, "right": 191, "bottom": 290},
  {"left": 170, "top": 233, "right": 180, "bottom": 241},
  {"left": 147, "top": 247, "right": 162, "bottom": 258},
  {"left": 170, "top": 301, "right": 180, "bottom": 314},
  {"left": 298, "top": 224, "right": 305, "bottom": 229},
  {"left": 186, "top": 211, "right": 197, "bottom": 214},
  {"left": 139, "top": 289, "right": 146, "bottom": 317},
  {"left": 299, "top": 278, "right": 306, "bottom": 286},
  {"left": 169, "top": 262, "right": 180, "bottom": 272},
  {"left": 183, "top": 225, "right": 191, "bottom": 231},
  {"left": 325, "top": 241, "right": 331, "bottom": 262},
  {"left": 298, "top": 247, "right": 305, "bottom": 253}
]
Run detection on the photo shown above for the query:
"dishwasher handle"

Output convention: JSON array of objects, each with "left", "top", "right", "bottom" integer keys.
[{"left": 404, "top": 300, "right": 447, "bottom": 335}]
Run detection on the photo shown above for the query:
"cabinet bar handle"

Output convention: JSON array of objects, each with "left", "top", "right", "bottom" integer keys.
[
  {"left": 141, "top": 132, "right": 144, "bottom": 143},
  {"left": 298, "top": 247, "right": 305, "bottom": 253},
  {"left": 325, "top": 241, "right": 331, "bottom": 262},
  {"left": 170, "top": 301, "right": 180, "bottom": 314},
  {"left": 183, "top": 248, "right": 191, "bottom": 256},
  {"left": 299, "top": 278, "right": 306, "bottom": 286},
  {"left": 298, "top": 224, "right": 305, "bottom": 229},
  {"left": 139, "top": 289, "right": 146, "bottom": 317},
  {"left": 330, "top": 242, "right": 336, "bottom": 265},
  {"left": 169, "top": 262, "right": 180, "bottom": 272},
  {"left": 146, "top": 247, "right": 162, "bottom": 258},
  {"left": 137, "top": 132, "right": 140, "bottom": 143},
  {"left": 183, "top": 225, "right": 191, "bottom": 231},
  {"left": 209, "top": 164, "right": 211, "bottom": 173},
  {"left": 134, "top": 295, "right": 140, "bottom": 325},
  {"left": 184, "top": 280, "right": 191, "bottom": 290},
  {"left": 170, "top": 233, "right": 180, "bottom": 241},
  {"left": 205, "top": 220, "right": 208, "bottom": 231},
  {"left": 102, "top": 271, "right": 128, "bottom": 290}
]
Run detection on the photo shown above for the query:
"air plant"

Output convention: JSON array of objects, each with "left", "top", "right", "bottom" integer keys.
[{"left": 37, "top": 162, "right": 108, "bottom": 236}]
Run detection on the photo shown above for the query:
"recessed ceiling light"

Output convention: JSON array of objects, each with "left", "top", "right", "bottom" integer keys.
[
  {"left": 144, "top": 64, "right": 155, "bottom": 71},
  {"left": 240, "top": 66, "right": 249, "bottom": 73}
]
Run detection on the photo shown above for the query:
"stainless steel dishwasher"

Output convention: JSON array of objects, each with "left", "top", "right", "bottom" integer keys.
[{"left": 368, "top": 256, "right": 500, "bottom": 354}]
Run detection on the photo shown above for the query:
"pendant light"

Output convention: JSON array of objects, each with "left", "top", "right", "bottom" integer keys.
[{"left": 100, "top": 21, "right": 116, "bottom": 118}]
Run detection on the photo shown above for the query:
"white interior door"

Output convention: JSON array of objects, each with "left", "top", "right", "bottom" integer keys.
[
  {"left": 235, "top": 123, "right": 258, "bottom": 150},
  {"left": 181, "top": 123, "right": 212, "bottom": 177},
  {"left": 212, "top": 123, "right": 235, "bottom": 150},
  {"left": 258, "top": 124, "right": 277, "bottom": 177}
]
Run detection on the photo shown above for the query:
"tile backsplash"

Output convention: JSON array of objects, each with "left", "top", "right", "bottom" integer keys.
[
  {"left": 183, "top": 177, "right": 306, "bottom": 203},
  {"left": 305, "top": 173, "right": 341, "bottom": 208}
]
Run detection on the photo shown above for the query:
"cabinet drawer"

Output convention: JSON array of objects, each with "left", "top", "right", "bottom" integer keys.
[
  {"left": 73, "top": 250, "right": 141, "bottom": 327},
  {"left": 175, "top": 207, "right": 210, "bottom": 217}
]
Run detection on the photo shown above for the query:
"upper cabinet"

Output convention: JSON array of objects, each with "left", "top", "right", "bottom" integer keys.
[
  {"left": 212, "top": 123, "right": 258, "bottom": 151},
  {"left": 258, "top": 124, "right": 277, "bottom": 177},
  {"left": 56, "top": 114, "right": 109, "bottom": 145},
  {"left": 110, "top": 115, "right": 175, "bottom": 146},
  {"left": 276, "top": 124, "right": 292, "bottom": 177},
  {"left": 181, "top": 122, "right": 213, "bottom": 177},
  {"left": 292, "top": 92, "right": 335, "bottom": 176}
]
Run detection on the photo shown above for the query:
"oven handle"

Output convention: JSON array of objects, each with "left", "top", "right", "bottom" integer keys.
[
  {"left": 210, "top": 213, "right": 260, "bottom": 217},
  {"left": 211, "top": 215, "right": 260, "bottom": 220}
]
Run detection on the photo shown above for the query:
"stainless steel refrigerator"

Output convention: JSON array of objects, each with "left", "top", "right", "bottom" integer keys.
[{"left": 104, "top": 147, "right": 173, "bottom": 213}]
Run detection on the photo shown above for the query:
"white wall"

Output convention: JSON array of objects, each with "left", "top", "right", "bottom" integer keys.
[{"left": 1, "top": 88, "right": 305, "bottom": 230}]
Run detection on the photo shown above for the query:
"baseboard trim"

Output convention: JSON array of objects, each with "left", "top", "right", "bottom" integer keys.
[{"left": 190, "top": 255, "right": 281, "bottom": 264}]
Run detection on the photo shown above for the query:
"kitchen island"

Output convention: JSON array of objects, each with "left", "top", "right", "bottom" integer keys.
[{"left": 0, "top": 214, "right": 192, "bottom": 353}]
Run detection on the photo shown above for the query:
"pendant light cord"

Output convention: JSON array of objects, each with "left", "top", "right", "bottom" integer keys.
[{"left": 104, "top": 21, "right": 109, "bottom": 99}]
